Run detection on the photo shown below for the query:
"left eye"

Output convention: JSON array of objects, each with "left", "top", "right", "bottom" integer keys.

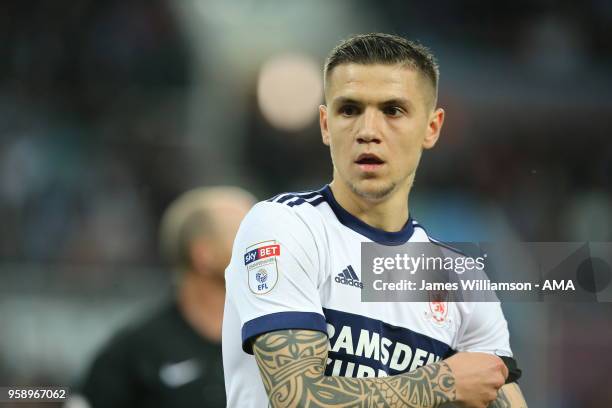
[{"left": 383, "top": 107, "right": 402, "bottom": 116}]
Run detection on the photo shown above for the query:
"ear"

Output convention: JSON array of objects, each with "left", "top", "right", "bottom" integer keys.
[
  {"left": 319, "top": 104, "right": 330, "bottom": 146},
  {"left": 423, "top": 107, "right": 444, "bottom": 150}
]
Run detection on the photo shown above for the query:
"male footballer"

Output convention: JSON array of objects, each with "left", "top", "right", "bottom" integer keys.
[{"left": 223, "top": 33, "right": 527, "bottom": 407}]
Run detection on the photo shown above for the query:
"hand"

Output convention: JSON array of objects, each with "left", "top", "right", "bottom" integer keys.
[{"left": 444, "top": 352, "right": 508, "bottom": 408}]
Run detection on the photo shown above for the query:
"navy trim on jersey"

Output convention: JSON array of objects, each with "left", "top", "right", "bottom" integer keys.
[
  {"left": 428, "top": 238, "right": 469, "bottom": 257},
  {"left": 276, "top": 194, "right": 296, "bottom": 203},
  {"left": 241, "top": 311, "right": 327, "bottom": 354},
  {"left": 286, "top": 198, "right": 306, "bottom": 207},
  {"left": 267, "top": 190, "right": 320, "bottom": 202},
  {"left": 320, "top": 185, "right": 415, "bottom": 245},
  {"left": 266, "top": 190, "right": 324, "bottom": 208},
  {"left": 308, "top": 196, "right": 326, "bottom": 207},
  {"left": 412, "top": 222, "right": 469, "bottom": 257}
]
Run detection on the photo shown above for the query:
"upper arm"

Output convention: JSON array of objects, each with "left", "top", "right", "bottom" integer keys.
[
  {"left": 456, "top": 302, "right": 511, "bottom": 355},
  {"left": 252, "top": 329, "right": 329, "bottom": 405},
  {"left": 225, "top": 202, "right": 328, "bottom": 354},
  {"left": 456, "top": 302, "right": 522, "bottom": 383}
]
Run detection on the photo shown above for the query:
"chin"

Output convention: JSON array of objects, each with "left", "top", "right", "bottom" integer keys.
[{"left": 349, "top": 179, "right": 397, "bottom": 201}]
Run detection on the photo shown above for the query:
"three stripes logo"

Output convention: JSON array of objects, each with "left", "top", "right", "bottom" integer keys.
[{"left": 335, "top": 265, "right": 363, "bottom": 289}]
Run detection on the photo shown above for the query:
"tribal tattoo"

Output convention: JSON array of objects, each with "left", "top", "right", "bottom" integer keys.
[
  {"left": 488, "top": 383, "right": 528, "bottom": 408},
  {"left": 252, "top": 329, "right": 456, "bottom": 407}
]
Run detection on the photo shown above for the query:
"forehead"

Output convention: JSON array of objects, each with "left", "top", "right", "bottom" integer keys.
[{"left": 326, "top": 63, "right": 428, "bottom": 104}]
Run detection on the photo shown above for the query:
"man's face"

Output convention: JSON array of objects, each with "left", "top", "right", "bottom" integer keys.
[
  {"left": 190, "top": 197, "right": 254, "bottom": 281},
  {"left": 320, "top": 63, "right": 444, "bottom": 201}
]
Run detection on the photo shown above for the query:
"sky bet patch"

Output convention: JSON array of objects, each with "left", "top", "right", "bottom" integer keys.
[{"left": 245, "top": 241, "right": 280, "bottom": 295}]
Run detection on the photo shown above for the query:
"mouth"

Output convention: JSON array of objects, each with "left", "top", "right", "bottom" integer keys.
[{"left": 354, "top": 153, "right": 385, "bottom": 172}]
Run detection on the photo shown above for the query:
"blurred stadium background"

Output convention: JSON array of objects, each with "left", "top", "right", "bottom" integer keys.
[{"left": 1, "top": 0, "right": 612, "bottom": 407}]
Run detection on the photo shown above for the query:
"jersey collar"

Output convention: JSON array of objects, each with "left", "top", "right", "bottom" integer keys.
[{"left": 319, "top": 185, "right": 415, "bottom": 246}]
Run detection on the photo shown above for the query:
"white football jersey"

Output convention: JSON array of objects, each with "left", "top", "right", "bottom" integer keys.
[{"left": 222, "top": 185, "right": 514, "bottom": 407}]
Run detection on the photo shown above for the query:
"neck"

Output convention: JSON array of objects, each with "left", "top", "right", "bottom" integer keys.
[
  {"left": 329, "top": 178, "right": 412, "bottom": 232},
  {"left": 176, "top": 271, "right": 225, "bottom": 343}
]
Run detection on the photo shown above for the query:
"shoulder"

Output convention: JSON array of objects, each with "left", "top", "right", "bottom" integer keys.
[
  {"left": 230, "top": 190, "right": 327, "bottom": 276},
  {"left": 264, "top": 189, "right": 326, "bottom": 208},
  {"left": 240, "top": 189, "right": 327, "bottom": 229},
  {"left": 412, "top": 220, "right": 468, "bottom": 257}
]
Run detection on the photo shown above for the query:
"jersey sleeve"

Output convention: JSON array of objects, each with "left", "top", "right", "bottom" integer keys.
[
  {"left": 225, "top": 201, "right": 326, "bottom": 354},
  {"left": 455, "top": 302, "right": 522, "bottom": 382}
]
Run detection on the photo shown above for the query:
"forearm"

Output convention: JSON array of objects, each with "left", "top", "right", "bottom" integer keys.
[
  {"left": 488, "top": 383, "right": 527, "bottom": 408},
  {"left": 253, "top": 329, "right": 456, "bottom": 407},
  {"left": 314, "top": 360, "right": 455, "bottom": 407}
]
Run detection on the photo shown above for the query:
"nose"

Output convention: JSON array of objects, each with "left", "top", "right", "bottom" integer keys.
[{"left": 356, "top": 108, "right": 381, "bottom": 144}]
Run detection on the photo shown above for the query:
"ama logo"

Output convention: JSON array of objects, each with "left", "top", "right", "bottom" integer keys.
[{"left": 245, "top": 241, "right": 280, "bottom": 294}]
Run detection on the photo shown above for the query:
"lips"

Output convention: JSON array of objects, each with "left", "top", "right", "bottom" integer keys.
[
  {"left": 355, "top": 153, "right": 384, "bottom": 165},
  {"left": 355, "top": 153, "right": 385, "bottom": 172}
]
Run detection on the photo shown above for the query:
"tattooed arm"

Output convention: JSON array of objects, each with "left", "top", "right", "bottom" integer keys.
[
  {"left": 252, "top": 329, "right": 507, "bottom": 408},
  {"left": 488, "top": 383, "right": 528, "bottom": 408},
  {"left": 441, "top": 383, "right": 527, "bottom": 408}
]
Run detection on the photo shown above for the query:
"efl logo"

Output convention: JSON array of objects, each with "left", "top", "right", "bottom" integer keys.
[
  {"left": 244, "top": 244, "right": 281, "bottom": 265},
  {"left": 245, "top": 240, "right": 280, "bottom": 295}
]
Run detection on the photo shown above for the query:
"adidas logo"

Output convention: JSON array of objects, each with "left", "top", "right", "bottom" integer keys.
[{"left": 335, "top": 265, "right": 363, "bottom": 289}]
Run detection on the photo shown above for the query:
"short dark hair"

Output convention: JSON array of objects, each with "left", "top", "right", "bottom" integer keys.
[{"left": 324, "top": 33, "right": 439, "bottom": 103}]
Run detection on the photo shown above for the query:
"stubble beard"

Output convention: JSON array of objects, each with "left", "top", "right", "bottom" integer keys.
[{"left": 348, "top": 179, "right": 397, "bottom": 201}]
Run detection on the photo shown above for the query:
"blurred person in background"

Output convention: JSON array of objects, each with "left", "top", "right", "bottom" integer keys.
[{"left": 68, "top": 186, "right": 256, "bottom": 408}]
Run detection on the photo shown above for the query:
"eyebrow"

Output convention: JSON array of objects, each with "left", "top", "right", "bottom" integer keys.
[
  {"left": 331, "top": 96, "right": 414, "bottom": 110},
  {"left": 331, "top": 96, "right": 361, "bottom": 107},
  {"left": 379, "top": 98, "right": 413, "bottom": 110}
]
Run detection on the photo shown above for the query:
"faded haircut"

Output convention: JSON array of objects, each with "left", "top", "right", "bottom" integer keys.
[{"left": 324, "top": 33, "right": 439, "bottom": 105}]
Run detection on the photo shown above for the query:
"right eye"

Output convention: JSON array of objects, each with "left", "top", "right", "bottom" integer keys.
[{"left": 339, "top": 105, "right": 359, "bottom": 116}]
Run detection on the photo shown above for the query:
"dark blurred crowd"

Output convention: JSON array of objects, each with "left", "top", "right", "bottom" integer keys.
[
  {"left": 1, "top": 0, "right": 190, "bottom": 272},
  {"left": 2, "top": 0, "right": 612, "bottom": 270}
]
